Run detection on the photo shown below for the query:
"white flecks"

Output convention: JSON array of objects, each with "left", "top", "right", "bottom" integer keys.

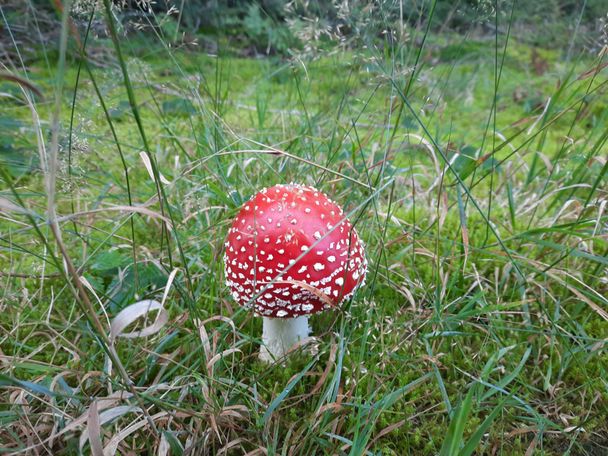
[
  {"left": 313, "top": 263, "right": 325, "bottom": 271},
  {"left": 302, "top": 303, "right": 314, "bottom": 312},
  {"left": 277, "top": 310, "right": 288, "bottom": 317},
  {"left": 240, "top": 246, "right": 246, "bottom": 252},
  {"left": 278, "top": 249, "right": 285, "bottom": 254},
  {"left": 305, "top": 207, "right": 311, "bottom": 213},
  {"left": 267, "top": 254, "right": 274, "bottom": 261},
  {"left": 236, "top": 235, "right": 241, "bottom": 241},
  {"left": 327, "top": 255, "right": 336, "bottom": 263},
  {"left": 289, "top": 259, "right": 296, "bottom": 265},
  {"left": 335, "top": 277, "right": 344, "bottom": 286},
  {"left": 298, "top": 265, "right": 307, "bottom": 273},
  {"left": 259, "top": 266, "right": 266, "bottom": 272},
  {"left": 313, "top": 231, "right": 321, "bottom": 240},
  {"left": 290, "top": 218, "right": 297, "bottom": 225},
  {"left": 264, "top": 293, "right": 273, "bottom": 299},
  {"left": 300, "top": 245, "right": 308, "bottom": 251}
]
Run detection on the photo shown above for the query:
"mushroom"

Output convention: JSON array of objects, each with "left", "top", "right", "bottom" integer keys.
[{"left": 224, "top": 183, "right": 367, "bottom": 362}]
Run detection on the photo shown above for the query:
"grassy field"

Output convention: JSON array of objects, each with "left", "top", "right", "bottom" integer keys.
[{"left": 1, "top": 3, "right": 607, "bottom": 455}]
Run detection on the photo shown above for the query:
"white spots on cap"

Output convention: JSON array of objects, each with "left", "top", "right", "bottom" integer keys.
[
  {"left": 225, "top": 183, "right": 367, "bottom": 317},
  {"left": 240, "top": 246, "right": 246, "bottom": 252}
]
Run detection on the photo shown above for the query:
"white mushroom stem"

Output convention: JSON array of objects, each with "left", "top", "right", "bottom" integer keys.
[{"left": 259, "top": 316, "right": 309, "bottom": 362}]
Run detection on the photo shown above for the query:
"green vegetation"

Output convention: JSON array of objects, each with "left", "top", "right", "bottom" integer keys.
[{"left": 1, "top": 1, "right": 607, "bottom": 455}]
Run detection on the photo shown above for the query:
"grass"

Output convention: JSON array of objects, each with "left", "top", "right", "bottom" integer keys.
[{"left": 1, "top": 2, "right": 607, "bottom": 455}]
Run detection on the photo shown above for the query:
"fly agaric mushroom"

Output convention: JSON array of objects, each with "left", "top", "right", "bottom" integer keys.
[{"left": 224, "top": 183, "right": 367, "bottom": 362}]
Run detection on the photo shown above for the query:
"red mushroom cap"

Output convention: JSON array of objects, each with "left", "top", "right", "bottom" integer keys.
[{"left": 224, "top": 183, "right": 367, "bottom": 318}]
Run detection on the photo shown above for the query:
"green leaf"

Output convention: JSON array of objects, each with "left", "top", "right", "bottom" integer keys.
[
  {"left": 460, "top": 399, "right": 507, "bottom": 456},
  {"left": 91, "top": 250, "right": 129, "bottom": 272},
  {"left": 263, "top": 356, "right": 318, "bottom": 425},
  {"left": 0, "top": 374, "right": 56, "bottom": 398},
  {"left": 440, "top": 384, "right": 476, "bottom": 456}
]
